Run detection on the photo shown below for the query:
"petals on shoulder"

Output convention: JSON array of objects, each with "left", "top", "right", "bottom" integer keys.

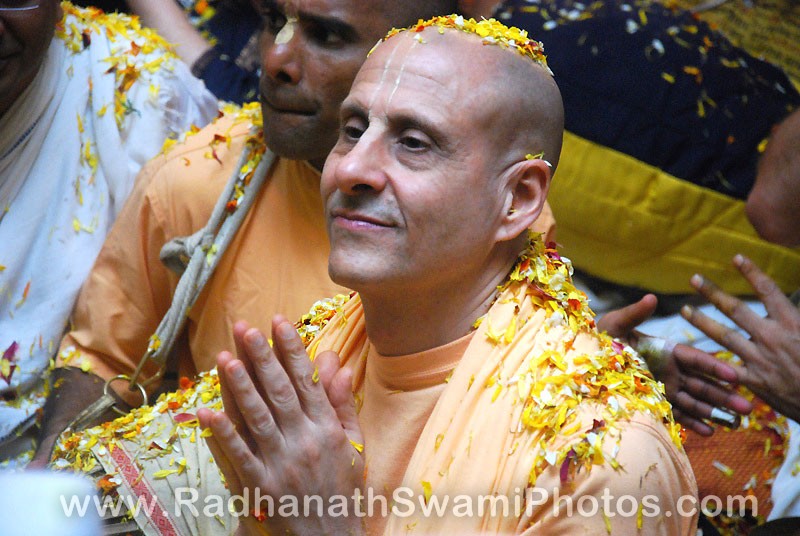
[{"left": 160, "top": 102, "right": 263, "bottom": 160}]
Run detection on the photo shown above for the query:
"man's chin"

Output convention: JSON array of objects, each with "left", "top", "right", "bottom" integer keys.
[
  {"left": 328, "top": 252, "right": 395, "bottom": 292},
  {"left": 261, "top": 117, "right": 320, "bottom": 161},
  {"left": 328, "top": 257, "right": 367, "bottom": 290},
  {"left": 262, "top": 116, "right": 338, "bottom": 164}
]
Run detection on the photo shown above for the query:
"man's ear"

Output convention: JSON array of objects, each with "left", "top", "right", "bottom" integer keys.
[{"left": 495, "top": 158, "right": 551, "bottom": 243}]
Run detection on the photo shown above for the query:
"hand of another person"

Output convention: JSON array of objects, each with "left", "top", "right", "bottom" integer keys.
[
  {"left": 599, "top": 295, "right": 753, "bottom": 436},
  {"left": 681, "top": 254, "right": 800, "bottom": 423},
  {"left": 197, "top": 317, "right": 365, "bottom": 536}
]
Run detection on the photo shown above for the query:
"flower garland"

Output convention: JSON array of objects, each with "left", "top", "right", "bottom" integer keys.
[
  {"left": 219, "top": 104, "right": 266, "bottom": 215},
  {"left": 375, "top": 14, "right": 551, "bottom": 74},
  {"left": 56, "top": 2, "right": 181, "bottom": 129},
  {"left": 475, "top": 232, "right": 682, "bottom": 484},
  {"left": 266, "top": 232, "right": 682, "bottom": 486},
  {"left": 52, "top": 371, "right": 221, "bottom": 477},
  {"left": 295, "top": 293, "right": 355, "bottom": 347}
]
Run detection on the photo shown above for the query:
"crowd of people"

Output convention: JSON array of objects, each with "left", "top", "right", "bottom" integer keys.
[{"left": 0, "top": 0, "right": 797, "bottom": 535}]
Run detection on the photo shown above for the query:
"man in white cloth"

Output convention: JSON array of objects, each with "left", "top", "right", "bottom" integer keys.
[{"left": 0, "top": 1, "right": 217, "bottom": 466}]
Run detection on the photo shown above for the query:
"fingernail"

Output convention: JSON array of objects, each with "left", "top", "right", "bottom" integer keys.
[
  {"left": 246, "top": 329, "right": 267, "bottom": 349},
  {"left": 681, "top": 304, "right": 693, "bottom": 318},
  {"left": 733, "top": 254, "right": 744, "bottom": 267},
  {"left": 276, "top": 321, "right": 295, "bottom": 341},
  {"left": 690, "top": 274, "right": 703, "bottom": 288},
  {"left": 230, "top": 363, "right": 246, "bottom": 379}
]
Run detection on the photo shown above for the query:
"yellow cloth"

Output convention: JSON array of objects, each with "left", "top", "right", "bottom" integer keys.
[
  {"left": 57, "top": 108, "right": 348, "bottom": 401},
  {"left": 303, "top": 238, "right": 698, "bottom": 534},
  {"left": 550, "top": 132, "right": 800, "bottom": 295}
]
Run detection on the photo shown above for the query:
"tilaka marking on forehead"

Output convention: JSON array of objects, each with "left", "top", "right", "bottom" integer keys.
[
  {"left": 275, "top": 16, "right": 298, "bottom": 45},
  {"left": 366, "top": 36, "right": 403, "bottom": 111},
  {"left": 386, "top": 40, "right": 421, "bottom": 108}
]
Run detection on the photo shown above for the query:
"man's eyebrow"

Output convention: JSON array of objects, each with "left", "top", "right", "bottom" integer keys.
[
  {"left": 296, "top": 9, "right": 359, "bottom": 40},
  {"left": 258, "top": 0, "right": 358, "bottom": 38},
  {"left": 340, "top": 100, "right": 367, "bottom": 119}
]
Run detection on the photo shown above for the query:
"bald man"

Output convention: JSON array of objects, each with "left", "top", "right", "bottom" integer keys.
[
  {"left": 55, "top": 16, "right": 697, "bottom": 535},
  {"left": 36, "top": 0, "right": 465, "bottom": 465}
]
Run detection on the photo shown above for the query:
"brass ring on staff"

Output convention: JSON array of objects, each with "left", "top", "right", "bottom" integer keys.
[{"left": 103, "top": 374, "right": 148, "bottom": 416}]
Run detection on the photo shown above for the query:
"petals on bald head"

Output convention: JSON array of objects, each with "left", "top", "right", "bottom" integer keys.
[
  {"left": 373, "top": 15, "right": 550, "bottom": 72},
  {"left": 367, "top": 24, "right": 564, "bottom": 171}
]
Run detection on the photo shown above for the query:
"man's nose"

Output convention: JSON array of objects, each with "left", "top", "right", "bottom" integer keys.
[
  {"left": 261, "top": 21, "right": 302, "bottom": 85},
  {"left": 333, "top": 134, "right": 389, "bottom": 196}
]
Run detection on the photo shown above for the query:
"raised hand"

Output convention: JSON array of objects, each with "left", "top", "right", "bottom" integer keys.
[
  {"left": 599, "top": 295, "right": 752, "bottom": 436},
  {"left": 682, "top": 255, "right": 800, "bottom": 423},
  {"left": 197, "top": 316, "right": 365, "bottom": 536}
]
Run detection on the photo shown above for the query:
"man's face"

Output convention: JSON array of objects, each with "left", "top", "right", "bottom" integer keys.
[
  {"left": 321, "top": 33, "right": 511, "bottom": 295},
  {"left": 0, "top": 1, "right": 61, "bottom": 118},
  {"left": 254, "top": 0, "right": 393, "bottom": 169}
]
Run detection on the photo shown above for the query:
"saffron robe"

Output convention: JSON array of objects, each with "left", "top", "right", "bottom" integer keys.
[{"left": 52, "top": 237, "right": 696, "bottom": 535}]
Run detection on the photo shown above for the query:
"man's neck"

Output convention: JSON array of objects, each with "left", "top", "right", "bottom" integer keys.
[{"left": 358, "top": 253, "right": 516, "bottom": 356}]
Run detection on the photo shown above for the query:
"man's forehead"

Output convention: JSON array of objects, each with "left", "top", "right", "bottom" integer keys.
[
  {"left": 266, "top": 0, "right": 374, "bottom": 28},
  {"left": 350, "top": 63, "right": 453, "bottom": 105},
  {"left": 362, "top": 30, "right": 495, "bottom": 89},
  {"left": 346, "top": 33, "right": 486, "bottom": 121}
]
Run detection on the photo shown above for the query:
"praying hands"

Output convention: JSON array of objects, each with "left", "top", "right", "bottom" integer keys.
[{"left": 197, "top": 318, "right": 366, "bottom": 536}]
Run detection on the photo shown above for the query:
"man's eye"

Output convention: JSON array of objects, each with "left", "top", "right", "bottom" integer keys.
[
  {"left": 342, "top": 123, "right": 364, "bottom": 140},
  {"left": 308, "top": 24, "right": 345, "bottom": 46},
  {"left": 344, "top": 126, "right": 362, "bottom": 138},
  {"left": 399, "top": 135, "right": 429, "bottom": 151},
  {"left": 341, "top": 117, "right": 366, "bottom": 141}
]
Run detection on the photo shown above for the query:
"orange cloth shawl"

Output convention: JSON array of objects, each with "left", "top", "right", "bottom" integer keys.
[
  {"left": 51, "top": 236, "right": 696, "bottom": 535},
  {"left": 299, "top": 236, "right": 697, "bottom": 534}
]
